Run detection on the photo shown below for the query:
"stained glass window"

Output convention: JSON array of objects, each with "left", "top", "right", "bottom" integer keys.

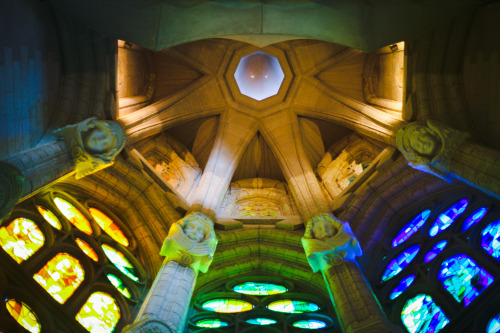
[
  {"left": 401, "top": 294, "right": 449, "bottom": 333},
  {"left": 246, "top": 318, "right": 277, "bottom": 325},
  {"left": 293, "top": 319, "right": 327, "bottom": 329},
  {"left": 429, "top": 199, "right": 468, "bottom": 237},
  {"left": 75, "top": 292, "right": 120, "bottom": 333},
  {"left": 389, "top": 275, "right": 416, "bottom": 300},
  {"left": 101, "top": 244, "right": 139, "bottom": 282},
  {"left": 5, "top": 299, "right": 41, "bottom": 333},
  {"left": 33, "top": 253, "right": 84, "bottom": 304},
  {"left": 267, "top": 299, "right": 319, "bottom": 313},
  {"left": 75, "top": 238, "right": 99, "bottom": 262},
  {"left": 89, "top": 208, "right": 129, "bottom": 247},
  {"left": 487, "top": 313, "right": 500, "bottom": 333},
  {"left": 201, "top": 299, "right": 253, "bottom": 313},
  {"left": 462, "top": 207, "right": 488, "bottom": 232},
  {"left": 481, "top": 220, "right": 500, "bottom": 260},
  {"left": 423, "top": 240, "right": 447, "bottom": 263},
  {"left": 381, "top": 245, "right": 420, "bottom": 282},
  {"left": 438, "top": 254, "right": 493, "bottom": 306},
  {"left": 0, "top": 217, "right": 45, "bottom": 263},
  {"left": 54, "top": 197, "right": 93, "bottom": 235},
  {"left": 37, "top": 205, "right": 62, "bottom": 230},
  {"left": 392, "top": 210, "right": 431, "bottom": 247},
  {"left": 233, "top": 282, "right": 287, "bottom": 296},
  {"left": 107, "top": 274, "right": 132, "bottom": 299},
  {"left": 196, "top": 318, "right": 229, "bottom": 328}
]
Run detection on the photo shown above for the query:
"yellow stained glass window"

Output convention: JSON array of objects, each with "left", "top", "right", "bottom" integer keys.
[
  {"left": 54, "top": 197, "right": 93, "bottom": 235},
  {"left": 33, "top": 253, "right": 85, "bottom": 304},
  {"left": 75, "top": 238, "right": 99, "bottom": 262},
  {"left": 37, "top": 205, "right": 62, "bottom": 230},
  {"left": 0, "top": 218, "right": 44, "bottom": 263},
  {"left": 6, "top": 299, "right": 41, "bottom": 333},
  {"left": 76, "top": 292, "right": 120, "bottom": 333},
  {"left": 89, "top": 208, "right": 129, "bottom": 247}
]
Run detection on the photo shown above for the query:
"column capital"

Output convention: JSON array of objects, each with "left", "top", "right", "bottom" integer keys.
[
  {"left": 396, "top": 120, "right": 467, "bottom": 181},
  {"left": 54, "top": 117, "right": 126, "bottom": 179},
  {"left": 160, "top": 212, "right": 217, "bottom": 274},
  {"left": 301, "top": 213, "right": 362, "bottom": 272}
]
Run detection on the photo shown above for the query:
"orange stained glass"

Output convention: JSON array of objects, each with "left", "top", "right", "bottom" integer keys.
[
  {"left": 0, "top": 218, "right": 45, "bottom": 263},
  {"left": 6, "top": 299, "right": 41, "bottom": 333},
  {"left": 89, "top": 208, "right": 129, "bottom": 246},
  {"left": 76, "top": 292, "right": 120, "bottom": 333},
  {"left": 33, "top": 253, "right": 85, "bottom": 304},
  {"left": 36, "top": 205, "right": 62, "bottom": 230},
  {"left": 53, "top": 197, "right": 93, "bottom": 235},
  {"left": 75, "top": 238, "right": 99, "bottom": 262}
]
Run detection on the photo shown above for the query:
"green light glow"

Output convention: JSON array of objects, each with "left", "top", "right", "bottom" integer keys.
[
  {"left": 293, "top": 319, "right": 327, "bottom": 329},
  {"left": 101, "top": 244, "right": 139, "bottom": 282},
  {"left": 246, "top": 318, "right": 277, "bottom": 325},
  {"left": 195, "top": 318, "right": 229, "bottom": 328},
  {"left": 201, "top": 299, "right": 253, "bottom": 313},
  {"left": 233, "top": 282, "right": 287, "bottom": 296},
  {"left": 267, "top": 299, "right": 319, "bottom": 313},
  {"left": 107, "top": 274, "right": 132, "bottom": 299}
]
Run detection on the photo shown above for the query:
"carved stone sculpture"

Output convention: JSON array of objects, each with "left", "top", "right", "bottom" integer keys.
[
  {"left": 301, "top": 213, "right": 362, "bottom": 271},
  {"left": 396, "top": 120, "right": 467, "bottom": 181},
  {"left": 54, "top": 118, "right": 126, "bottom": 179},
  {"left": 160, "top": 212, "right": 217, "bottom": 273}
]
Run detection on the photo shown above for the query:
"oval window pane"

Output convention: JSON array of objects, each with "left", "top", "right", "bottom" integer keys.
[
  {"left": 0, "top": 218, "right": 44, "bottom": 263},
  {"left": 293, "top": 319, "right": 327, "bottom": 329},
  {"left": 423, "top": 240, "right": 448, "bottom": 263},
  {"left": 75, "top": 238, "right": 99, "bottom": 262},
  {"left": 246, "top": 318, "right": 277, "bottom": 325},
  {"left": 33, "top": 253, "right": 85, "bottom": 304},
  {"left": 462, "top": 207, "right": 488, "bottom": 232},
  {"left": 381, "top": 245, "right": 420, "bottom": 282},
  {"left": 481, "top": 219, "right": 500, "bottom": 260},
  {"left": 267, "top": 299, "right": 319, "bottom": 313},
  {"left": 389, "top": 275, "right": 415, "bottom": 300},
  {"left": 487, "top": 313, "right": 500, "bottom": 333},
  {"left": 6, "top": 299, "right": 41, "bottom": 333},
  {"left": 37, "top": 205, "right": 62, "bottom": 230},
  {"left": 54, "top": 197, "right": 93, "bottom": 235},
  {"left": 201, "top": 299, "right": 253, "bottom": 313},
  {"left": 392, "top": 210, "right": 431, "bottom": 247},
  {"left": 196, "top": 318, "right": 229, "bottom": 328},
  {"left": 233, "top": 282, "right": 287, "bottom": 296},
  {"left": 429, "top": 199, "right": 468, "bottom": 237},
  {"left": 107, "top": 274, "right": 132, "bottom": 299},
  {"left": 89, "top": 208, "right": 129, "bottom": 247},
  {"left": 76, "top": 292, "right": 120, "bottom": 333},
  {"left": 401, "top": 294, "right": 449, "bottom": 333},
  {"left": 101, "top": 244, "right": 139, "bottom": 282}
]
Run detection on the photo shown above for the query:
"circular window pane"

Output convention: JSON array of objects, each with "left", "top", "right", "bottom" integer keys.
[
  {"left": 37, "top": 205, "right": 62, "bottom": 230},
  {"left": 107, "top": 274, "right": 132, "bottom": 299},
  {"left": 293, "top": 319, "right": 327, "bottom": 329},
  {"left": 246, "top": 318, "right": 277, "bottom": 325},
  {"left": 196, "top": 318, "right": 229, "bottom": 328},
  {"left": 54, "top": 197, "right": 92, "bottom": 235},
  {"left": 75, "top": 238, "right": 99, "bottom": 262},
  {"left": 233, "top": 282, "right": 287, "bottom": 296},
  {"left": 462, "top": 207, "right": 488, "bottom": 232},
  {"left": 487, "top": 313, "right": 500, "bottom": 333},
  {"left": 202, "top": 299, "right": 253, "bottom": 313},
  {"left": 429, "top": 199, "right": 468, "bottom": 237},
  {"left": 5, "top": 299, "right": 41, "bottom": 333},
  {"left": 89, "top": 208, "right": 129, "bottom": 247},
  {"left": 423, "top": 240, "right": 447, "bottom": 263},
  {"left": 267, "top": 299, "right": 319, "bottom": 313},
  {"left": 481, "top": 219, "right": 500, "bottom": 261},
  {"left": 392, "top": 209, "right": 431, "bottom": 247},
  {"left": 101, "top": 244, "right": 140, "bottom": 282},
  {"left": 389, "top": 275, "right": 415, "bottom": 300},
  {"left": 381, "top": 245, "right": 420, "bottom": 282}
]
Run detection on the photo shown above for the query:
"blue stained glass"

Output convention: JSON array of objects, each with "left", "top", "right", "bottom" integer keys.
[
  {"left": 392, "top": 210, "right": 431, "bottom": 247},
  {"left": 438, "top": 254, "right": 494, "bottom": 307},
  {"left": 401, "top": 294, "right": 449, "bottom": 333},
  {"left": 381, "top": 245, "right": 420, "bottom": 282},
  {"left": 487, "top": 313, "right": 500, "bottom": 333},
  {"left": 423, "top": 240, "right": 448, "bottom": 263},
  {"left": 481, "top": 220, "right": 500, "bottom": 260},
  {"left": 429, "top": 199, "right": 468, "bottom": 237},
  {"left": 246, "top": 318, "right": 277, "bottom": 325},
  {"left": 462, "top": 207, "right": 488, "bottom": 232},
  {"left": 389, "top": 275, "right": 416, "bottom": 300}
]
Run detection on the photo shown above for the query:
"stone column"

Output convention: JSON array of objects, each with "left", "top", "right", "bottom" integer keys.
[
  {"left": 302, "top": 213, "right": 402, "bottom": 333},
  {"left": 0, "top": 118, "right": 126, "bottom": 220},
  {"left": 396, "top": 120, "right": 500, "bottom": 199},
  {"left": 123, "top": 212, "right": 217, "bottom": 333}
]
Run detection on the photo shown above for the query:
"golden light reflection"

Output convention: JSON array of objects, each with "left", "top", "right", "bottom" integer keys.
[
  {"left": 6, "top": 299, "right": 41, "bottom": 333},
  {"left": 37, "top": 205, "right": 62, "bottom": 230},
  {"left": 76, "top": 292, "right": 120, "bottom": 333},
  {"left": 89, "top": 208, "right": 129, "bottom": 246},
  {"left": 75, "top": 238, "right": 99, "bottom": 262},
  {"left": 54, "top": 197, "right": 93, "bottom": 235}
]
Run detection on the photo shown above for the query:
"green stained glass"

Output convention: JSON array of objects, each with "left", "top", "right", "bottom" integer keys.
[
  {"left": 267, "top": 299, "right": 319, "bottom": 313},
  {"left": 54, "top": 197, "right": 93, "bottom": 235},
  {"left": 6, "top": 299, "right": 41, "bottom": 333},
  {"left": 37, "top": 205, "right": 62, "bottom": 230},
  {"left": 233, "top": 282, "right": 287, "bottom": 296},
  {"left": 401, "top": 294, "right": 449, "bottom": 333},
  {"left": 107, "top": 274, "right": 132, "bottom": 299},
  {"left": 293, "top": 319, "right": 327, "bottom": 329},
  {"left": 101, "top": 244, "right": 139, "bottom": 282},
  {"left": 202, "top": 299, "right": 253, "bottom": 313},
  {"left": 0, "top": 218, "right": 44, "bottom": 263},
  {"left": 76, "top": 292, "right": 120, "bottom": 333},
  {"left": 195, "top": 318, "right": 229, "bottom": 328},
  {"left": 246, "top": 318, "right": 277, "bottom": 325}
]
